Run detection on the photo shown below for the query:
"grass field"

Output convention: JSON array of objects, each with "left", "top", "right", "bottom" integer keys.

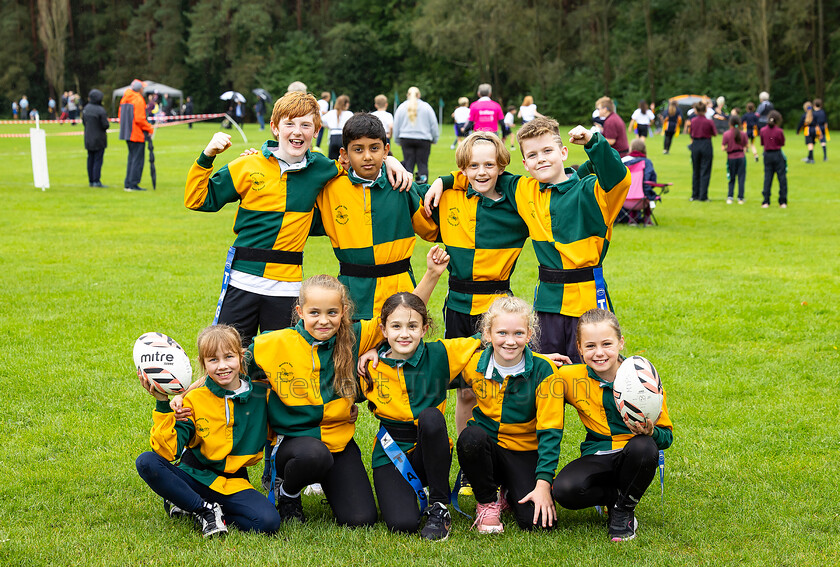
[{"left": 1, "top": 120, "right": 838, "bottom": 566}]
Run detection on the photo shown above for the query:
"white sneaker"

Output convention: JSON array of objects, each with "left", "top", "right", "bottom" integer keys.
[
  {"left": 726, "top": 198, "right": 733, "bottom": 204},
  {"left": 303, "top": 483, "right": 324, "bottom": 496}
]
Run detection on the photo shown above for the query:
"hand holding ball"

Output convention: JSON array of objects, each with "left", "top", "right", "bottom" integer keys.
[
  {"left": 612, "top": 356, "right": 663, "bottom": 426},
  {"left": 133, "top": 332, "right": 192, "bottom": 396}
]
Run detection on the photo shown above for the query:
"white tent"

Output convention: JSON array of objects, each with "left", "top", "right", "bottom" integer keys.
[{"left": 111, "top": 80, "right": 184, "bottom": 115}]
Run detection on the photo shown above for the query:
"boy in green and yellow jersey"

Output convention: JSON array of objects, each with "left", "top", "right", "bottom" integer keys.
[
  {"left": 427, "top": 117, "right": 630, "bottom": 363},
  {"left": 312, "top": 113, "right": 438, "bottom": 321}
]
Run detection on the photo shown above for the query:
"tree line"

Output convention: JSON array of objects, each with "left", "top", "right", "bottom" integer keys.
[{"left": 1, "top": 0, "right": 836, "bottom": 126}]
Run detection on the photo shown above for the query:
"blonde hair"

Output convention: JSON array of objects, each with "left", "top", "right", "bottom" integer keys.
[
  {"left": 334, "top": 94, "right": 350, "bottom": 113},
  {"left": 803, "top": 101, "right": 813, "bottom": 125},
  {"left": 456, "top": 131, "right": 511, "bottom": 171},
  {"left": 295, "top": 275, "right": 358, "bottom": 400},
  {"left": 575, "top": 308, "right": 622, "bottom": 352},
  {"left": 406, "top": 86, "right": 421, "bottom": 124},
  {"left": 374, "top": 94, "right": 388, "bottom": 110},
  {"left": 458, "top": 97, "right": 469, "bottom": 107},
  {"left": 480, "top": 296, "right": 540, "bottom": 351},
  {"left": 516, "top": 116, "right": 564, "bottom": 149},
  {"left": 596, "top": 96, "right": 615, "bottom": 114},
  {"left": 522, "top": 95, "right": 534, "bottom": 106},
  {"left": 271, "top": 91, "right": 322, "bottom": 135},
  {"left": 196, "top": 325, "right": 246, "bottom": 378}
]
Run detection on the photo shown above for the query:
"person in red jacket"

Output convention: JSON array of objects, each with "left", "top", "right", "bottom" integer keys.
[{"left": 119, "top": 79, "right": 154, "bottom": 192}]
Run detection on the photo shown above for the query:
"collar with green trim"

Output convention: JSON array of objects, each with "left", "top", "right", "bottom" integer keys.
[
  {"left": 293, "top": 320, "right": 337, "bottom": 350},
  {"left": 347, "top": 164, "right": 386, "bottom": 188},
  {"left": 475, "top": 345, "right": 534, "bottom": 384},
  {"left": 538, "top": 168, "right": 580, "bottom": 193},
  {"left": 376, "top": 339, "right": 426, "bottom": 368},
  {"left": 261, "top": 139, "right": 313, "bottom": 167},
  {"left": 206, "top": 373, "right": 253, "bottom": 400}
]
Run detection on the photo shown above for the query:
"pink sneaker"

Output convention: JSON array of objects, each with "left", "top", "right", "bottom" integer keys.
[{"left": 472, "top": 500, "right": 504, "bottom": 534}]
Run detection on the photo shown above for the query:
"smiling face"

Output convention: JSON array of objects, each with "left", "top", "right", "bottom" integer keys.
[
  {"left": 485, "top": 312, "right": 531, "bottom": 366},
  {"left": 341, "top": 136, "right": 389, "bottom": 181},
  {"left": 381, "top": 305, "right": 428, "bottom": 360},
  {"left": 271, "top": 113, "right": 318, "bottom": 162},
  {"left": 461, "top": 141, "right": 502, "bottom": 199},
  {"left": 296, "top": 286, "right": 345, "bottom": 342},
  {"left": 577, "top": 321, "right": 625, "bottom": 382},
  {"left": 203, "top": 346, "right": 242, "bottom": 391},
  {"left": 521, "top": 133, "right": 569, "bottom": 185}
]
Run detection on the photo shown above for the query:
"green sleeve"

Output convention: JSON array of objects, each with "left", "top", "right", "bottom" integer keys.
[
  {"left": 582, "top": 132, "right": 627, "bottom": 193},
  {"left": 309, "top": 206, "right": 327, "bottom": 237},
  {"left": 651, "top": 426, "right": 673, "bottom": 450},
  {"left": 535, "top": 428, "right": 564, "bottom": 483}
]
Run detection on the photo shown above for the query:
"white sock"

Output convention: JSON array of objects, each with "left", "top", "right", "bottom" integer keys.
[{"left": 278, "top": 483, "right": 301, "bottom": 499}]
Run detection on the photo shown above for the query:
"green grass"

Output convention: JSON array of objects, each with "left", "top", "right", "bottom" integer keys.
[{"left": 1, "top": 121, "right": 838, "bottom": 566}]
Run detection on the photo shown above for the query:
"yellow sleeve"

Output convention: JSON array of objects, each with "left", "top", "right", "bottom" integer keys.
[
  {"left": 357, "top": 318, "right": 384, "bottom": 355},
  {"left": 441, "top": 337, "right": 483, "bottom": 378}
]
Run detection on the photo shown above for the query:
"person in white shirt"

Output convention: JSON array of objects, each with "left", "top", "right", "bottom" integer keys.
[
  {"left": 373, "top": 94, "right": 394, "bottom": 146},
  {"left": 517, "top": 95, "right": 543, "bottom": 124},
  {"left": 451, "top": 97, "right": 471, "bottom": 149},
  {"left": 322, "top": 94, "right": 353, "bottom": 160},
  {"left": 630, "top": 100, "right": 656, "bottom": 141}
]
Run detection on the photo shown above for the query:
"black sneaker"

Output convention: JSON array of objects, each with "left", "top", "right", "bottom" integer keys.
[
  {"left": 196, "top": 502, "right": 228, "bottom": 538},
  {"left": 163, "top": 499, "right": 190, "bottom": 520},
  {"left": 276, "top": 493, "right": 306, "bottom": 523},
  {"left": 420, "top": 502, "right": 452, "bottom": 541},
  {"left": 608, "top": 504, "right": 638, "bottom": 542}
]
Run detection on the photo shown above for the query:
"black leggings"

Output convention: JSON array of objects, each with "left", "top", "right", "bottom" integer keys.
[
  {"left": 762, "top": 150, "right": 788, "bottom": 205},
  {"left": 328, "top": 134, "right": 343, "bottom": 160},
  {"left": 552, "top": 435, "right": 658, "bottom": 509},
  {"left": 457, "top": 425, "right": 548, "bottom": 530},
  {"left": 400, "top": 138, "right": 432, "bottom": 180},
  {"left": 727, "top": 157, "right": 746, "bottom": 200},
  {"left": 663, "top": 131, "right": 675, "bottom": 152},
  {"left": 274, "top": 437, "right": 377, "bottom": 527},
  {"left": 372, "top": 408, "right": 452, "bottom": 533}
]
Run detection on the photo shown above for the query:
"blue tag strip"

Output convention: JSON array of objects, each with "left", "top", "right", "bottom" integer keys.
[
  {"left": 212, "top": 246, "right": 236, "bottom": 325},
  {"left": 659, "top": 449, "right": 665, "bottom": 503},
  {"left": 377, "top": 426, "right": 428, "bottom": 512},
  {"left": 450, "top": 468, "right": 472, "bottom": 519},
  {"left": 267, "top": 438, "right": 283, "bottom": 505},
  {"left": 593, "top": 267, "right": 609, "bottom": 311}
]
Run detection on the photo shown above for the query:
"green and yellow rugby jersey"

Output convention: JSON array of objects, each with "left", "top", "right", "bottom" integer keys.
[
  {"left": 149, "top": 376, "right": 269, "bottom": 495},
  {"left": 313, "top": 166, "right": 438, "bottom": 320},
  {"left": 451, "top": 133, "right": 630, "bottom": 316},
  {"left": 558, "top": 363, "right": 673, "bottom": 456},
  {"left": 362, "top": 336, "right": 481, "bottom": 468},
  {"left": 185, "top": 141, "right": 341, "bottom": 282},
  {"left": 425, "top": 176, "right": 529, "bottom": 315},
  {"left": 454, "top": 347, "right": 565, "bottom": 483},
  {"left": 247, "top": 319, "right": 382, "bottom": 453}
]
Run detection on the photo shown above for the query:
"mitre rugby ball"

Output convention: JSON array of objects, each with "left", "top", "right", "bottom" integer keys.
[
  {"left": 612, "top": 356, "right": 663, "bottom": 424},
  {"left": 133, "top": 332, "right": 192, "bottom": 395}
]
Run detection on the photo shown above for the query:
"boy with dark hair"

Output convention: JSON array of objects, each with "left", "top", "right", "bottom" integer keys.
[
  {"left": 426, "top": 116, "right": 630, "bottom": 362},
  {"left": 312, "top": 113, "right": 438, "bottom": 320}
]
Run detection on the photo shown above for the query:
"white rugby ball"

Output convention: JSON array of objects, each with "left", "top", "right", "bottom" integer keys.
[
  {"left": 612, "top": 356, "right": 663, "bottom": 424},
  {"left": 133, "top": 332, "right": 192, "bottom": 396}
]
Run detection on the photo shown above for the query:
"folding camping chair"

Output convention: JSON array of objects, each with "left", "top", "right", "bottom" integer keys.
[{"left": 621, "top": 160, "right": 672, "bottom": 226}]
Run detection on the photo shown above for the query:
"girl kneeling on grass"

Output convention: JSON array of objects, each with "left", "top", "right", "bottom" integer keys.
[
  {"left": 359, "top": 292, "right": 482, "bottom": 541},
  {"left": 551, "top": 308, "right": 673, "bottom": 542},
  {"left": 136, "top": 324, "right": 280, "bottom": 538},
  {"left": 245, "top": 247, "right": 450, "bottom": 528},
  {"left": 455, "top": 296, "right": 566, "bottom": 534}
]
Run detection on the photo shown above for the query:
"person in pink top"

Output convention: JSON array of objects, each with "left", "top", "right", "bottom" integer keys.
[
  {"left": 468, "top": 83, "right": 504, "bottom": 134},
  {"left": 721, "top": 116, "right": 747, "bottom": 204}
]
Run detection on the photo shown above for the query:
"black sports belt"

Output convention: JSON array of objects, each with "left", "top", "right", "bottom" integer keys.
[
  {"left": 339, "top": 258, "right": 411, "bottom": 278},
  {"left": 235, "top": 247, "right": 303, "bottom": 266},
  {"left": 180, "top": 448, "right": 249, "bottom": 480},
  {"left": 538, "top": 265, "right": 597, "bottom": 284},
  {"left": 448, "top": 277, "right": 511, "bottom": 295},
  {"left": 381, "top": 421, "right": 418, "bottom": 445}
]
